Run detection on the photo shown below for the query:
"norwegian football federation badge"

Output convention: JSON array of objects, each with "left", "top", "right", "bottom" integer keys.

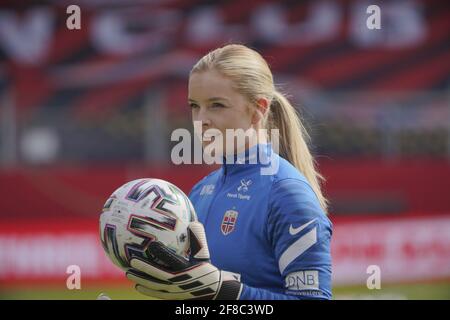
[{"left": 221, "top": 210, "right": 238, "bottom": 236}]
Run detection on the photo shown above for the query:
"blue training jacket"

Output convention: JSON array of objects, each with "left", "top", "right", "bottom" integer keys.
[{"left": 188, "top": 143, "right": 332, "bottom": 300}]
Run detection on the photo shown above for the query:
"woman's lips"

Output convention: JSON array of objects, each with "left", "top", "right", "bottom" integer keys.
[{"left": 203, "top": 133, "right": 219, "bottom": 140}]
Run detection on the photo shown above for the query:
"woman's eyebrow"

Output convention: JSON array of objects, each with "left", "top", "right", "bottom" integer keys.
[
  {"left": 208, "top": 97, "right": 229, "bottom": 102},
  {"left": 188, "top": 97, "right": 229, "bottom": 103}
]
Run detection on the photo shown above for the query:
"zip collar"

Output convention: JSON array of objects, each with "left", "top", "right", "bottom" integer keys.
[{"left": 221, "top": 143, "right": 274, "bottom": 176}]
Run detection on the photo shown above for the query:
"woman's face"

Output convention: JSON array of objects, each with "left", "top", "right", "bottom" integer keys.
[{"left": 188, "top": 69, "right": 256, "bottom": 155}]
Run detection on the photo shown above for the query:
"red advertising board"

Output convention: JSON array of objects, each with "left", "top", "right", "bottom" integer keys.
[{"left": 1, "top": 214, "right": 449, "bottom": 286}]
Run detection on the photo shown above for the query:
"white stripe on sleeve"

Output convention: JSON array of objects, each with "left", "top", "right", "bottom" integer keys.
[{"left": 278, "top": 227, "right": 317, "bottom": 274}]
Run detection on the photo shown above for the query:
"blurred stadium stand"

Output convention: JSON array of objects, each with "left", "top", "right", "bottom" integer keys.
[{"left": 0, "top": 0, "right": 449, "bottom": 298}]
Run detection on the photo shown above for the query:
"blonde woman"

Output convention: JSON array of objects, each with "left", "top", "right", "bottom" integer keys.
[{"left": 126, "top": 44, "right": 332, "bottom": 300}]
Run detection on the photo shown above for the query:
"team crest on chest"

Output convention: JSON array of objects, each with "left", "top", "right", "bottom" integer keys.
[{"left": 221, "top": 210, "right": 239, "bottom": 236}]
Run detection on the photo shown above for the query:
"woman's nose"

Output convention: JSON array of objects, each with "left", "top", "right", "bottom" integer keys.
[{"left": 195, "top": 107, "right": 211, "bottom": 127}]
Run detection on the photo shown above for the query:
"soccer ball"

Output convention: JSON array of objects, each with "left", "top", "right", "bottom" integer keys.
[{"left": 99, "top": 178, "right": 197, "bottom": 271}]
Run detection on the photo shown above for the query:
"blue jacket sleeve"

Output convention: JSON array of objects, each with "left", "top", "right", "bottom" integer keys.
[{"left": 239, "top": 178, "right": 333, "bottom": 300}]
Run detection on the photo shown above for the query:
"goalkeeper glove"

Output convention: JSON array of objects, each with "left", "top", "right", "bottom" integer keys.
[{"left": 126, "top": 221, "right": 243, "bottom": 300}]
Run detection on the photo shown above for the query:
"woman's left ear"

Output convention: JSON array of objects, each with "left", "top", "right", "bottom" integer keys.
[{"left": 251, "top": 98, "right": 269, "bottom": 125}]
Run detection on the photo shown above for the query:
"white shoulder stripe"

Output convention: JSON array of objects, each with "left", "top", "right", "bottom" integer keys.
[{"left": 278, "top": 227, "right": 317, "bottom": 274}]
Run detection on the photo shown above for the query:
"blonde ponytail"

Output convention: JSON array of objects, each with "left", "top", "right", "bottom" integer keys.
[{"left": 269, "top": 91, "right": 328, "bottom": 212}]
